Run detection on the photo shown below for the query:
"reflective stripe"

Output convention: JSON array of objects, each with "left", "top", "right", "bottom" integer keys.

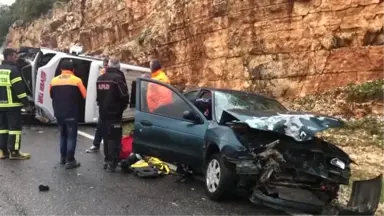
[
  {"left": 9, "top": 131, "right": 21, "bottom": 135},
  {"left": 0, "top": 130, "right": 8, "bottom": 134},
  {"left": 0, "top": 103, "right": 23, "bottom": 107},
  {"left": 6, "top": 86, "right": 12, "bottom": 104},
  {"left": 0, "top": 69, "right": 11, "bottom": 86},
  {"left": 10, "top": 77, "right": 22, "bottom": 84},
  {"left": 15, "top": 134, "right": 20, "bottom": 150},
  {"left": 17, "top": 92, "right": 27, "bottom": 98}
]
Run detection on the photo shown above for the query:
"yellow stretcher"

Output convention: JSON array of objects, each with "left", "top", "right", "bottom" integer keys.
[{"left": 130, "top": 156, "right": 171, "bottom": 177}]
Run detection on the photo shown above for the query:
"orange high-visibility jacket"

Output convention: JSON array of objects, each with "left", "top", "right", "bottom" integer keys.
[{"left": 146, "top": 70, "right": 172, "bottom": 112}]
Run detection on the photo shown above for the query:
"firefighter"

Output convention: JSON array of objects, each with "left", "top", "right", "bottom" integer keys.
[
  {"left": 97, "top": 57, "right": 129, "bottom": 172},
  {"left": 0, "top": 48, "right": 31, "bottom": 160},
  {"left": 146, "top": 59, "right": 173, "bottom": 113},
  {"left": 49, "top": 59, "right": 87, "bottom": 169},
  {"left": 86, "top": 58, "right": 109, "bottom": 153}
]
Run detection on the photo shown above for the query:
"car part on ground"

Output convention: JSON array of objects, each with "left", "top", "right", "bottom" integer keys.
[{"left": 336, "top": 174, "right": 382, "bottom": 215}]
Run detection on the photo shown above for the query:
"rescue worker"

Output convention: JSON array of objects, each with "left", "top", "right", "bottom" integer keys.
[
  {"left": 97, "top": 57, "right": 129, "bottom": 172},
  {"left": 0, "top": 48, "right": 31, "bottom": 160},
  {"left": 86, "top": 58, "right": 109, "bottom": 153},
  {"left": 146, "top": 59, "right": 172, "bottom": 112},
  {"left": 49, "top": 59, "right": 87, "bottom": 169}
]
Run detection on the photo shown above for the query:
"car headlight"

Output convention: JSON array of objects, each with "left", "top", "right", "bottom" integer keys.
[
  {"left": 330, "top": 158, "right": 346, "bottom": 170},
  {"left": 236, "top": 160, "right": 259, "bottom": 174}
]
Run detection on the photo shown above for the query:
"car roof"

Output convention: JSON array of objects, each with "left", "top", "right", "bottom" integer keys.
[{"left": 185, "top": 87, "right": 278, "bottom": 101}]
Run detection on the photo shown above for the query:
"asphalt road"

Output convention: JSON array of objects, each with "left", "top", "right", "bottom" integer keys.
[{"left": 0, "top": 125, "right": 287, "bottom": 215}]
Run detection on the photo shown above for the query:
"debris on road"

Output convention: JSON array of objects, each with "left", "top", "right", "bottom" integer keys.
[{"left": 38, "top": 185, "right": 49, "bottom": 192}]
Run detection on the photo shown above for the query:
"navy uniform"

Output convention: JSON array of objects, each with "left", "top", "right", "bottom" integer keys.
[
  {"left": 0, "top": 48, "right": 30, "bottom": 160},
  {"left": 97, "top": 65, "right": 129, "bottom": 172}
]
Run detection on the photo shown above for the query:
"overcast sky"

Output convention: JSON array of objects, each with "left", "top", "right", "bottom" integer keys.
[{"left": 0, "top": 0, "right": 15, "bottom": 5}]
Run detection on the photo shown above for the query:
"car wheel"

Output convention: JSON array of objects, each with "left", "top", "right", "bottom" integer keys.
[{"left": 205, "top": 153, "right": 236, "bottom": 201}]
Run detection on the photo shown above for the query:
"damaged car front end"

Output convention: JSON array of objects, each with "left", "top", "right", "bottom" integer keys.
[{"left": 219, "top": 110, "right": 383, "bottom": 215}]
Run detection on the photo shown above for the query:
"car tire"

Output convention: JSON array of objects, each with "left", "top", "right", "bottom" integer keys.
[{"left": 205, "top": 153, "right": 236, "bottom": 201}]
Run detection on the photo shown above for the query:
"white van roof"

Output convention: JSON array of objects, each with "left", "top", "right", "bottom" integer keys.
[{"left": 40, "top": 47, "right": 151, "bottom": 73}]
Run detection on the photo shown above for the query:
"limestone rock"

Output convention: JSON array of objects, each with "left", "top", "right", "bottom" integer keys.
[{"left": 6, "top": 0, "right": 384, "bottom": 98}]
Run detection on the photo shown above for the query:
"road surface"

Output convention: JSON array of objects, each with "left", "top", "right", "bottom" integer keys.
[{"left": 0, "top": 125, "right": 286, "bottom": 215}]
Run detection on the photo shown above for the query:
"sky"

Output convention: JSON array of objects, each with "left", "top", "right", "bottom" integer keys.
[{"left": 0, "top": 0, "right": 15, "bottom": 5}]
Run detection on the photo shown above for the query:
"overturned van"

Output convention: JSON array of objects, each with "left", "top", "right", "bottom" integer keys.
[{"left": 16, "top": 47, "right": 150, "bottom": 124}]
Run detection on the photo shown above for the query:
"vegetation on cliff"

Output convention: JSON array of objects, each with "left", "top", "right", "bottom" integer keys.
[{"left": 0, "top": 0, "right": 69, "bottom": 44}]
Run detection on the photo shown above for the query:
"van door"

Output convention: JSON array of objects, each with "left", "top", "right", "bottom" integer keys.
[
  {"left": 34, "top": 55, "right": 61, "bottom": 122},
  {"left": 17, "top": 48, "right": 43, "bottom": 100},
  {"left": 84, "top": 61, "right": 102, "bottom": 123}
]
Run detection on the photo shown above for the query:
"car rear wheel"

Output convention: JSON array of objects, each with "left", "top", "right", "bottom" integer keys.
[{"left": 205, "top": 153, "right": 236, "bottom": 201}]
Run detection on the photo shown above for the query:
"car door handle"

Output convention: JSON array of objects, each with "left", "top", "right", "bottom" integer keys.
[{"left": 140, "top": 120, "right": 153, "bottom": 127}]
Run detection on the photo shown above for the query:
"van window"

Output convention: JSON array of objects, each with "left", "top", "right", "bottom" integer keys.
[
  {"left": 54, "top": 58, "right": 92, "bottom": 123},
  {"left": 37, "top": 54, "right": 56, "bottom": 68},
  {"left": 55, "top": 58, "right": 92, "bottom": 88}
]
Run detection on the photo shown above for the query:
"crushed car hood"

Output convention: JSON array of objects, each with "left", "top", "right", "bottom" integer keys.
[{"left": 220, "top": 109, "right": 345, "bottom": 142}]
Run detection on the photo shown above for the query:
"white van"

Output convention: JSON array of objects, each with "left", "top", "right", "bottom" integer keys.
[{"left": 17, "top": 47, "right": 150, "bottom": 124}]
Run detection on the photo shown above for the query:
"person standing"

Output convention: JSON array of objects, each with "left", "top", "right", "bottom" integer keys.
[
  {"left": 146, "top": 59, "right": 172, "bottom": 112},
  {"left": 86, "top": 58, "right": 109, "bottom": 153},
  {"left": 49, "top": 59, "right": 87, "bottom": 169},
  {"left": 96, "top": 57, "right": 129, "bottom": 172},
  {"left": 0, "top": 48, "right": 31, "bottom": 160}
]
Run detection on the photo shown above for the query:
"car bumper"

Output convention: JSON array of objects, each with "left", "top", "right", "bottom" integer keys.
[{"left": 249, "top": 174, "right": 383, "bottom": 215}]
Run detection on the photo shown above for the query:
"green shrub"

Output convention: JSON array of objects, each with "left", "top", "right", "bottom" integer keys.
[
  {"left": 344, "top": 80, "right": 384, "bottom": 103},
  {"left": 0, "top": 0, "right": 65, "bottom": 44}
]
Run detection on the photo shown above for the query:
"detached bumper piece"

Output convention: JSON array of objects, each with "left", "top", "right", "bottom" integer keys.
[
  {"left": 250, "top": 175, "right": 383, "bottom": 216},
  {"left": 337, "top": 174, "right": 383, "bottom": 216},
  {"left": 250, "top": 187, "right": 325, "bottom": 214}
]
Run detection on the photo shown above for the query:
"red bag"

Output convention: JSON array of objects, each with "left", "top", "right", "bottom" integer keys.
[{"left": 119, "top": 135, "right": 133, "bottom": 160}]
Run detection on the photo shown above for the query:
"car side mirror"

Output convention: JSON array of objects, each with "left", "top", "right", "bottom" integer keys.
[{"left": 183, "top": 110, "right": 203, "bottom": 124}]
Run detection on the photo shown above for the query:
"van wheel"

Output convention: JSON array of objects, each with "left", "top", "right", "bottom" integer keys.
[{"left": 205, "top": 153, "right": 236, "bottom": 201}]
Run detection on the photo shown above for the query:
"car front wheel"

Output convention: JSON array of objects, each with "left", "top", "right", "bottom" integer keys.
[{"left": 205, "top": 153, "right": 236, "bottom": 201}]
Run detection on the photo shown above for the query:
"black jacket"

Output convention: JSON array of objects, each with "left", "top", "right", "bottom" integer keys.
[
  {"left": 0, "top": 61, "right": 28, "bottom": 111},
  {"left": 96, "top": 68, "right": 129, "bottom": 120}
]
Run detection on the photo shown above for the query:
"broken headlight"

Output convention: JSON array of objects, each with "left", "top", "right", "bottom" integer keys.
[
  {"left": 330, "top": 158, "right": 346, "bottom": 170},
  {"left": 236, "top": 160, "right": 259, "bottom": 175}
]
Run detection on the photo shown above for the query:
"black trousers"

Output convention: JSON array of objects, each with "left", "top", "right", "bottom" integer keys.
[
  {"left": 0, "top": 110, "right": 22, "bottom": 153},
  {"left": 101, "top": 117, "right": 122, "bottom": 168},
  {"left": 93, "top": 118, "right": 104, "bottom": 148}
]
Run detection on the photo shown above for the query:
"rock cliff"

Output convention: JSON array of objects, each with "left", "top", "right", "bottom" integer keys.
[{"left": 6, "top": 0, "right": 384, "bottom": 97}]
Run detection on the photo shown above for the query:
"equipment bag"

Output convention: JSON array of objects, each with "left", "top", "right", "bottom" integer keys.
[{"left": 119, "top": 135, "right": 133, "bottom": 160}]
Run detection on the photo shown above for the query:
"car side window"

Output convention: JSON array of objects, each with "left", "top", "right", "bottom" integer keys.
[
  {"left": 140, "top": 80, "right": 194, "bottom": 120},
  {"left": 184, "top": 90, "right": 199, "bottom": 102},
  {"left": 196, "top": 91, "right": 213, "bottom": 120}
]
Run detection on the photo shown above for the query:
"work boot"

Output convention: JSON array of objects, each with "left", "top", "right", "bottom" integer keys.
[
  {"left": 65, "top": 160, "right": 81, "bottom": 169},
  {"left": 86, "top": 145, "right": 100, "bottom": 153},
  {"left": 60, "top": 157, "right": 66, "bottom": 165},
  {"left": 9, "top": 151, "right": 31, "bottom": 160},
  {"left": 103, "top": 162, "right": 108, "bottom": 170},
  {"left": 0, "top": 149, "right": 9, "bottom": 159},
  {"left": 106, "top": 164, "right": 116, "bottom": 172}
]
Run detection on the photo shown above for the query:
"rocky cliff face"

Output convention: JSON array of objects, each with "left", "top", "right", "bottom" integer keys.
[{"left": 6, "top": 0, "right": 384, "bottom": 98}]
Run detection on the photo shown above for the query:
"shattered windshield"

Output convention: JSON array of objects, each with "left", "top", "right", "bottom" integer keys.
[{"left": 214, "top": 91, "right": 288, "bottom": 122}]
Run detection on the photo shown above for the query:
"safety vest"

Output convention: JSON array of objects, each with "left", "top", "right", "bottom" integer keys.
[
  {"left": 146, "top": 70, "right": 173, "bottom": 112},
  {"left": 0, "top": 62, "right": 28, "bottom": 109},
  {"left": 100, "top": 68, "right": 106, "bottom": 76},
  {"left": 49, "top": 70, "right": 87, "bottom": 120}
]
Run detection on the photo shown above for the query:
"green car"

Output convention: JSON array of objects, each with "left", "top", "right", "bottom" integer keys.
[{"left": 132, "top": 78, "right": 382, "bottom": 215}]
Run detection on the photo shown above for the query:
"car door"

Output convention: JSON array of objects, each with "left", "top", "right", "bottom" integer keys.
[{"left": 133, "top": 78, "right": 208, "bottom": 167}]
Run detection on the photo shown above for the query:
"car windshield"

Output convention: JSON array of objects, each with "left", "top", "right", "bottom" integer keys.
[{"left": 214, "top": 91, "right": 288, "bottom": 122}]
